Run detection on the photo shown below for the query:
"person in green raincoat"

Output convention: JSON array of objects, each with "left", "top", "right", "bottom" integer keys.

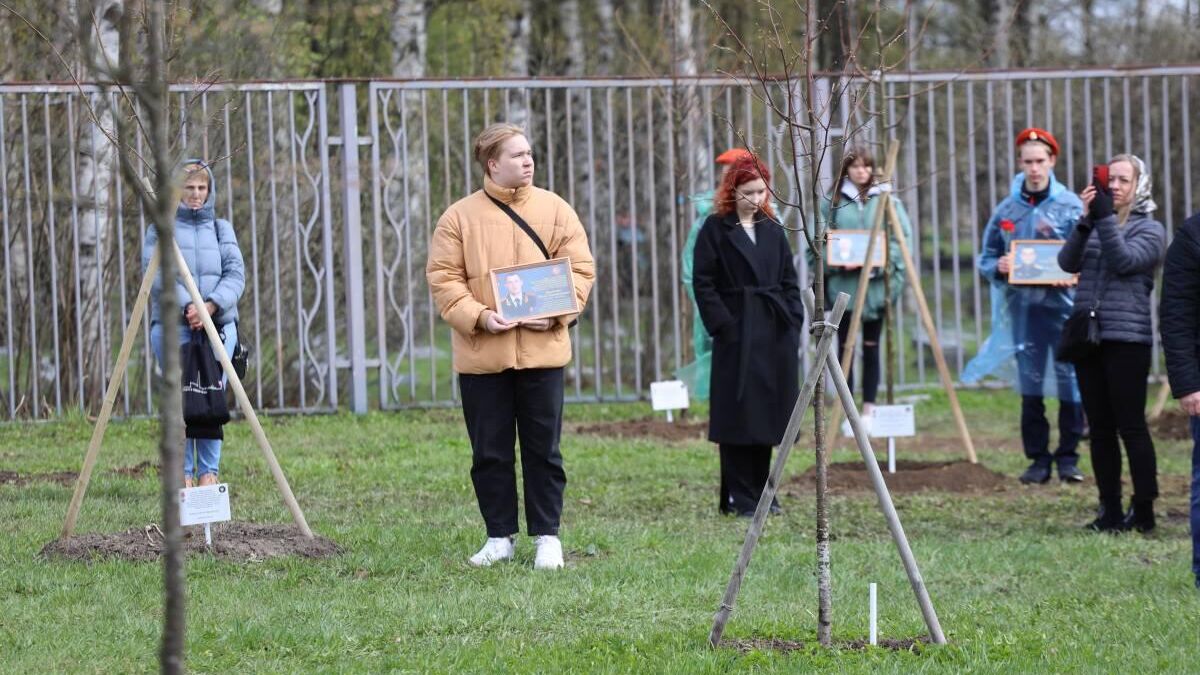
[
  {"left": 681, "top": 148, "right": 762, "bottom": 400},
  {"left": 814, "top": 147, "right": 912, "bottom": 430}
]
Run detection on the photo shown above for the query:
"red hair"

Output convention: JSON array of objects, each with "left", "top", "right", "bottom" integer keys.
[{"left": 715, "top": 156, "right": 775, "bottom": 219}]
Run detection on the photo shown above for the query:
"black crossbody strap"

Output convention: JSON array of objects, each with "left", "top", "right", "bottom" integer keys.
[{"left": 487, "top": 193, "right": 550, "bottom": 259}]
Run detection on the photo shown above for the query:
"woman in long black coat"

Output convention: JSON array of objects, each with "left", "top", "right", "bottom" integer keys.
[{"left": 692, "top": 156, "right": 806, "bottom": 516}]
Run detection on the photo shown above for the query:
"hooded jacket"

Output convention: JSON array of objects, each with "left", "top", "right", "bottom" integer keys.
[{"left": 141, "top": 161, "right": 246, "bottom": 327}]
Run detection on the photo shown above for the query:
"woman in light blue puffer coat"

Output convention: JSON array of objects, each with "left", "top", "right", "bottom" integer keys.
[{"left": 142, "top": 160, "right": 245, "bottom": 487}]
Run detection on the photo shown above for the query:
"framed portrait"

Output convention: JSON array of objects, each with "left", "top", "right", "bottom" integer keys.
[
  {"left": 826, "top": 229, "right": 886, "bottom": 269},
  {"left": 1008, "top": 239, "right": 1075, "bottom": 286},
  {"left": 489, "top": 257, "right": 580, "bottom": 322}
]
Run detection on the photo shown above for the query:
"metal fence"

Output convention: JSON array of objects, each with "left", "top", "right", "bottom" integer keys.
[{"left": 2, "top": 66, "right": 1198, "bottom": 420}]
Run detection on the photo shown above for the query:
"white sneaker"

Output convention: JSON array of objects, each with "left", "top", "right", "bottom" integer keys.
[
  {"left": 533, "top": 535, "right": 564, "bottom": 570},
  {"left": 468, "top": 536, "right": 514, "bottom": 567}
]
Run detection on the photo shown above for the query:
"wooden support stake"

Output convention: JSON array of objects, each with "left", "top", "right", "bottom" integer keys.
[
  {"left": 708, "top": 293, "right": 849, "bottom": 648},
  {"left": 62, "top": 249, "right": 160, "bottom": 538},
  {"left": 803, "top": 289, "right": 947, "bottom": 645},
  {"left": 887, "top": 199, "right": 977, "bottom": 463},
  {"left": 1149, "top": 377, "right": 1172, "bottom": 421},
  {"left": 171, "top": 241, "right": 313, "bottom": 538}
]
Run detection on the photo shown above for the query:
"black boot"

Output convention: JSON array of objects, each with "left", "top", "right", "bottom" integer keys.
[
  {"left": 1121, "top": 500, "right": 1156, "bottom": 534},
  {"left": 1086, "top": 500, "right": 1129, "bottom": 533}
]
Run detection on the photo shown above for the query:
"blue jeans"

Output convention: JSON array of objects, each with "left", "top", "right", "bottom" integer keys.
[
  {"left": 150, "top": 322, "right": 237, "bottom": 479},
  {"left": 1190, "top": 417, "right": 1200, "bottom": 584},
  {"left": 1011, "top": 303, "right": 1082, "bottom": 465}
]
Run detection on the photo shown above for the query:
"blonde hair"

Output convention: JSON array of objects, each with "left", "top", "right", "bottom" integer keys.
[
  {"left": 178, "top": 162, "right": 210, "bottom": 188},
  {"left": 1109, "top": 153, "right": 1140, "bottom": 225},
  {"left": 473, "top": 123, "right": 526, "bottom": 177}
]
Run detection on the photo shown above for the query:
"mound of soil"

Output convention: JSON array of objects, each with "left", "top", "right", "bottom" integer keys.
[
  {"left": 1149, "top": 407, "right": 1193, "bottom": 442},
  {"left": 731, "top": 636, "right": 928, "bottom": 652},
  {"left": 111, "top": 461, "right": 156, "bottom": 477},
  {"left": 0, "top": 470, "right": 77, "bottom": 487},
  {"left": 788, "top": 460, "right": 1010, "bottom": 495},
  {"left": 41, "top": 522, "right": 342, "bottom": 563},
  {"left": 574, "top": 418, "right": 708, "bottom": 443}
]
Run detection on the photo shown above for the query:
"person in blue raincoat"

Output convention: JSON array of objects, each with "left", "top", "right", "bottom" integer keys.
[
  {"left": 143, "top": 160, "right": 246, "bottom": 488},
  {"left": 964, "top": 128, "right": 1085, "bottom": 485}
]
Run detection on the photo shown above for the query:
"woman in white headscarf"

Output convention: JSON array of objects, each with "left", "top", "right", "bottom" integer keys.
[{"left": 1059, "top": 154, "right": 1166, "bottom": 533}]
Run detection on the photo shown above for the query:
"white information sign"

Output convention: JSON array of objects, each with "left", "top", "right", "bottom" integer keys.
[
  {"left": 650, "top": 380, "right": 690, "bottom": 411},
  {"left": 179, "top": 484, "right": 231, "bottom": 527},
  {"left": 870, "top": 405, "right": 916, "bottom": 438}
]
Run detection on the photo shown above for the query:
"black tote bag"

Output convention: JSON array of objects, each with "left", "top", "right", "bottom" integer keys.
[{"left": 182, "top": 330, "right": 230, "bottom": 439}]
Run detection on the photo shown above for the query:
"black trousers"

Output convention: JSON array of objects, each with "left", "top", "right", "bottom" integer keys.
[
  {"left": 837, "top": 315, "right": 883, "bottom": 404},
  {"left": 719, "top": 444, "right": 772, "bottom": 515},
  {"left": 1075, "top": 341, "right": 1158, "bottom": 505},
  {"left": 459, "top": 367, "right": 566, "bottom": 537}
]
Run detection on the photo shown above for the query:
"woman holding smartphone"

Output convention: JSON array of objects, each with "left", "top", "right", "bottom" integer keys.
[{"left": 1058, "top": 155, "right": 1166, "bottom": 532}]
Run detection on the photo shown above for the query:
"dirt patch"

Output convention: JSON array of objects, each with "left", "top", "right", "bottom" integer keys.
[
  {"left": 731, "top": 636, "right": 928, "bottom": 653},
  {"left": 40, "top": 522, "right": 342, "bottom": 563},
  {"left": 0, "top": 470, "right": 77, "bottom": 487},
  {"left": 787, "top": 460, "right": 1011, "bottom": 496},
  {"left": 111, "top": 461, "right": 157, "bottom": 477},
  {"left": 1149, "top": 407, "right": 1194, "bottom": 442},
  {"left": 573, "top": 418, "right": 708, "bottom": 443}
]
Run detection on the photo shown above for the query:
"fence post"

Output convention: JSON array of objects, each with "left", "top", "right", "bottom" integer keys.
[{"left": 337, "top": 83, "right": 369, "bottom": 414}]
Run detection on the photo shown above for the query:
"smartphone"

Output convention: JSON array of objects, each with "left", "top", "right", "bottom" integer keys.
[{"left": 1092, "top": 164, "right": 1109, "bottom": 188}]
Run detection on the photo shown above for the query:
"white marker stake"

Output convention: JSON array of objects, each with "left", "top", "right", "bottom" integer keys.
[
  {"left": 666, "top": 409, "right": 674, "bottom": 423},
  {"left": 870, "top": 582, "right": 878, "bottom": 646},
  {"left": 888, "top": 437, "right": 896, "bottom": 474},
  {"left": 205, "top": 523, "right": 212, "bottom": 548}
]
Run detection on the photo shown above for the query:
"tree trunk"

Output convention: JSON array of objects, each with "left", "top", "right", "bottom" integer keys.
[
  {"left": 391, "top": 0, "right": 426, "bottom": 78},
  {"left": 595, "top": 0, "right": 616, "bottom": 74},
  {"left": 73, "top": 0, "right": 124, "bottom": 409},
  {"left": 672, "top": 0, "right": 708, "bottom": 187},
  {"left": 985, "top": 0, "right": 1010, "bottom": 68},
  {"left": 806, "top": 0, "right": 833, "bottom": 648},
  {"left": 506, "top": 0, "right": 531, "bottom": 126},
  {"left": 559, "top": 0, "right": 586, "bottom": 76},
  {"left": 906, "top": 0, "right": 919, "bottom": 70},
  {"left": 1081, "top": 0, "right": 1095, "bottom": 55},
  {"left": 132, "top": 2, "right": 186, "bottom": 671}
]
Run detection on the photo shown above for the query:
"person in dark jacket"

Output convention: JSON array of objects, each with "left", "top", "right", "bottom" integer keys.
[
  {"left": 692, "top": 156, "right": 805, "bottom": 516},
  {"left": 1157, "top": 210, "right": 1200, "bottom": 588},
  {"left": 1059, "top": 154, "right": 1166, "bottom": 533},
  {"left": 142, "top": 160, "right": 246, "bottom": 488}
]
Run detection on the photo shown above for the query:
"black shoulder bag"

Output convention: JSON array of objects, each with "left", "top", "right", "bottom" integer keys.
[
  {"left": 1056, "top": 270, "right": 1107, "bottom": 364},
  {"left": 486, "top": 194, "right": 578, "bottom": 328}
]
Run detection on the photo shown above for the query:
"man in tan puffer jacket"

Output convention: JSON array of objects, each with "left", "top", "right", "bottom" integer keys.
[{"left": 427, "top": 123, "right": 594, "bottom": 570}]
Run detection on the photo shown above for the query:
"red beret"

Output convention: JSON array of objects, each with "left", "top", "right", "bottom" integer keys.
[
  {"left": 715, "top": 148, "right": 755, "bottom": 165},
  {"left": 1015, "top": 127, "right": 1059, "bottom": 156}
]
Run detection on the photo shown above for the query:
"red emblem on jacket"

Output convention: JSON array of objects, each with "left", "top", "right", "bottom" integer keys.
[{"left": 999, "top": 219, "right": 1015, "bottom": 233}]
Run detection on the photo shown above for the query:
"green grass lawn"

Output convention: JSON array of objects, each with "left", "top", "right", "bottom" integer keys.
[{"left": 0, "top": 389, "right": 1196, "bottom": 672}]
